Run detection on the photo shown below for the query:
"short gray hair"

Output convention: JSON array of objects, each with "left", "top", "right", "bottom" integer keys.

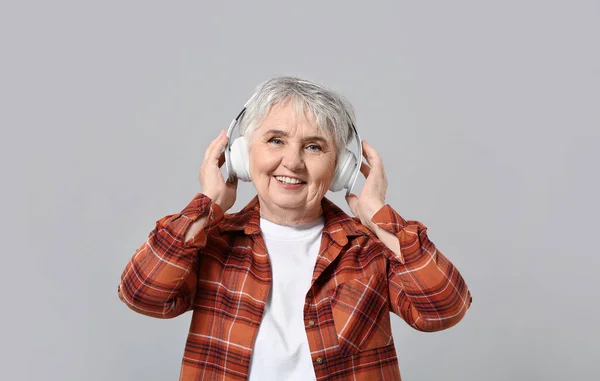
[{"left": 239, "top": 76, "right": 356, "bottom": 155}]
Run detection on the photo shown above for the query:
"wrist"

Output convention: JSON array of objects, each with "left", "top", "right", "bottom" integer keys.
[
  {"left": 203, "top": 192, "right": 221, "bottom": 206},
  {"left": 365, "top": 202, "right": 385, "bottom": 224},
  {"left": 204, "top": 195, "right": 228, "bottom": 214}
]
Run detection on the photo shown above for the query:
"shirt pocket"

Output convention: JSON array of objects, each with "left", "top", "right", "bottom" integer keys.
[{"left": 327, "top": 273, "right": 393, "bottom": 357}]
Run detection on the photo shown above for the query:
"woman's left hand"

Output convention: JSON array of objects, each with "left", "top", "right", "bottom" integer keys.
[{"left": 345, "top": 140, "right": 387, "bottom": 232}]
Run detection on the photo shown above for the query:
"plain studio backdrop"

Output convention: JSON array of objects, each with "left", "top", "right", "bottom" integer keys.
[{"left": 1, "top": 1, "right": 598, "bottom": 380}]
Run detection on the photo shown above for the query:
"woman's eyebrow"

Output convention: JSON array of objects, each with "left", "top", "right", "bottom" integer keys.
[
  {"left": 263, "top": 129, "right": 289, "bottom": 136},
  {"left": 264, "top": 129, "right": 329, "bottom": 144}
]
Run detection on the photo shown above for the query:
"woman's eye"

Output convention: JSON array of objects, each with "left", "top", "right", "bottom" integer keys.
[
  {"left": 268, "top": 138, "right": 283, "bottom": 145},
  {"left": 306, "top": 144, "right": 322, "bottom": 152}
]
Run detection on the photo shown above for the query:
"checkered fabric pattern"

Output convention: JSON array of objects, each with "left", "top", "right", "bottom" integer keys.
[{"left": 119, "top": 193, "right": 472, "bottom": 380}]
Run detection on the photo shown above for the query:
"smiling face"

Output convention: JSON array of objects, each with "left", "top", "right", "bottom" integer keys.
[{"left": 248, "top": 100, "right": 338, "bottom": 226}]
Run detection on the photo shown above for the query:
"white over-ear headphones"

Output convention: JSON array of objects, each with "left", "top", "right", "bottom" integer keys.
[{"left": 224, "top": 107, "right": 362, "bottom": 196}]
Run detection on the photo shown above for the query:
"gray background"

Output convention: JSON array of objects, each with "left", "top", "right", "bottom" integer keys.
[{"left": 1, "top": 1, "right": 598, "bottom": 380}]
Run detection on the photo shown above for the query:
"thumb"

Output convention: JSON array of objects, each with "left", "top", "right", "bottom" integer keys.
[{"left": 345, "top": 193, "right": 359, "bottom": 217}]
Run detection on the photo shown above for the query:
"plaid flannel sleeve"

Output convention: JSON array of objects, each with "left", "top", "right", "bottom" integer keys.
[
  {"left": 371, "top": 205, "right": 472, "bottom": 332},
  {"left": 118, "top": 193, "right": 224, "bottom": 319}
]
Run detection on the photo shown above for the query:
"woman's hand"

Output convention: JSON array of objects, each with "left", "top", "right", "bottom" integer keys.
[
  {"left": 199, "top": 130, "right": 238, "bottom": 212},
  {"left": 345, "top": 140, "right": 387, "bottom": 232}
]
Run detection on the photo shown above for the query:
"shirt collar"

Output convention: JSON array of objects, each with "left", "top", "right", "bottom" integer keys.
[{"left": 218, "top": 196, "right": 367, "bottom": 246}]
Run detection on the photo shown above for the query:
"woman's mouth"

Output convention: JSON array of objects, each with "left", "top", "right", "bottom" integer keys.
[{"left": 274, "top": 176, "right": 306, "bottom": 189}]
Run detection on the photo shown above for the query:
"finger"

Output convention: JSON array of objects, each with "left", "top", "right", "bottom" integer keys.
[
  {"left": 204, "top": 130, "right": 228, "bottom": 163},
  {"left": 345, "top": 193, "right": 359, "bottom": 217},
  {"left": 362, "top": 140, "right": 379, "bottom": 162},
  {"left": 203, "top": 131, "right": 223, "bottom": 162},
  {"left": 361, "top": 140, "right": 372, "bottom": 166},
  {"left": 362, "top": 140, "right": 383, "bottom": 170},
  {"left": 217, "top": 151, "right": 225, "bottom": 168},
  {"left": 359, "top": 161, "right": 371, "bottom": 178},
  {"left": 215, "top": 131, "right": 230, "bottom": 158}
]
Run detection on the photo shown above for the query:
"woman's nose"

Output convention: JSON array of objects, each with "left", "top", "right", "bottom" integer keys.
[{"left": 281, "top": 148, "right": 305, "bottom": 171}]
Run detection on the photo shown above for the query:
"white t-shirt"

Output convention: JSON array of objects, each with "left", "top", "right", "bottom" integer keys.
[{"left": 248, "top": 217, "right": 324, "bottom": 381}]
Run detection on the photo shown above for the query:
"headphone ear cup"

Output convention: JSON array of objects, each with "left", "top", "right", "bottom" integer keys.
[
  {"left": 329, "top": 149, "right": 357, "bottom": 192},
  {"left": 229, "top": 137, "right": 252, "bottom": 182}
]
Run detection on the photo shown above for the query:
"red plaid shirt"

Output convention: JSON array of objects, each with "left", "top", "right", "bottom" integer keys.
[{"left": 118, "top": 193, "right": 472, "bottom": 380}]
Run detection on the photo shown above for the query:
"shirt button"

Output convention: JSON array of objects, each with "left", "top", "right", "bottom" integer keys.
[
  {"left": 308, "top": 320, "right": 315, "bottom": 327},
  {"left": 316, "top": 357, "right": 323, "bottom": 365}
]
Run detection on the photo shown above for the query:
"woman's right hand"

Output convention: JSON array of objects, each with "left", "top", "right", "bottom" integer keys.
[{"left": 199, "top": 130, "right": 238, "bottom": 212}]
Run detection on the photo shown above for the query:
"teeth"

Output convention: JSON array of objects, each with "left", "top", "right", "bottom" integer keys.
[{"left": 275, "top": 176, "right": 304, "bottom": 184}]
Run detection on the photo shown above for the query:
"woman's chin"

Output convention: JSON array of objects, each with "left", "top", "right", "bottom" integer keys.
[
  {"left": 271, "top": 195, "right": 305, "bottom": 210},
  {"left": 256, "top": 182, "right": 317, "bottom": 213},
  {"left": 262, "top": 190, "right": 307, "bottom": 210}
]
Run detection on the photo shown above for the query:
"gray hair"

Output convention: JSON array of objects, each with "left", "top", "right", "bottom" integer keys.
[{"left": 239, "top": 76, "right": 356, "bottom": 156}]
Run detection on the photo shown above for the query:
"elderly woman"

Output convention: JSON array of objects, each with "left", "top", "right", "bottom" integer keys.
[{"left": 118, "top": 77, "right": 472, "bottom": 380}]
